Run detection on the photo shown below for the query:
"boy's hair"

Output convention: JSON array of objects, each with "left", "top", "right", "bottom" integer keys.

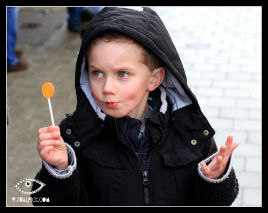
[{"left": 87, "top": 29, "right": 162, "bottom": 71}]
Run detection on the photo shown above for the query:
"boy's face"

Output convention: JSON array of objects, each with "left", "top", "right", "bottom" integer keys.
[{"left": 87, "top": 39, "right": 159, "bottom": 120}]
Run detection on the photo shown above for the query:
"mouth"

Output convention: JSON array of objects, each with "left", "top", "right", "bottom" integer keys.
[{"left": 105, "top": 102, "right": 119, "bottom": 109}]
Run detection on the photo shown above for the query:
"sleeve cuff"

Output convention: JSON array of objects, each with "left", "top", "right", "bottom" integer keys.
[
  {"left": 197, "top": 151, "right": 234, "bottom": 184},
  {"left": 42, "top": 143, "right": 77, "bottom": 179}
]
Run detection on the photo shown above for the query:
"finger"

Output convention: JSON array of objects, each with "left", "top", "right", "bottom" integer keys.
[
  {"left": 229, "top": 141, "right": 240, "bottom": 154},
  {"left": 38, "top": 139, "right": 61, "bottom": 151},
  {"left": 218, "top": 145, "right": 227, "bottom": 158},
  {"left": 217, "top": 155, "right": 223, "bottom": 164},
  {"left": 39, "top": 145, "right": 53, "bottom": 159},
  {"left": 38, "top": 127, "right": 49, "bottom": 135},
  {"left": 201, "top": 162, "right": 209, "bottom": 176},
  {"left": 39, "top": 132, "right": 60, "bottom": 141},
  {"left": 48, "top": 125, "right": 60, "bottom": 132},
  {"left": 225, "top": 139, "right": 240, "bottom": 156},
  {"left": 209, "top": 155, "right": 222, "bottom": 172},
  {"left": 225, "top": 135, "right": 233, "bottom": 149},
  {"left": 39, "top": 131, "right": 61, "bottom": 141},
  {"left": 38, "top": 126, "right": 60, "bottom": 135},
  {"left": 232, "top": 141, "right": 240, "bottom": 150}
]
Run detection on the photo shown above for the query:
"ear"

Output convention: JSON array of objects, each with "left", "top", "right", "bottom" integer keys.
[{"left": 148, "top": 67, "right": 165, "bottom": 91}]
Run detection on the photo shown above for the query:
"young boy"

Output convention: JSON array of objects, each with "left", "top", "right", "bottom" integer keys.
[{"left": 32, "top": 7, "right": 239, "bottom": 206}]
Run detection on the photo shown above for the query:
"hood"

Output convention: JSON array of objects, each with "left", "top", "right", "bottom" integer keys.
[{"left": 70, "top": 7, "right": 202, "bottom": 140}]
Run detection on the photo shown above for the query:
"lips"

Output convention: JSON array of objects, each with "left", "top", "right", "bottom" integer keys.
[{"left": 105, "top": 102, "right": 118, "bottom": 108}]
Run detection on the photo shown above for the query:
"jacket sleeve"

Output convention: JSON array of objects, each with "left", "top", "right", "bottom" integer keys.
[
  {"left": 31, "top": 145, "right": 89, "bottom": 206},
  {"left": 192, "top": 137, "right": 239, "bottom": 206}
]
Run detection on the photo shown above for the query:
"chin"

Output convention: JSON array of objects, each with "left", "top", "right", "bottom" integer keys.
[{"left": 103, "top": 109, "right": 127, "bottom": 119}]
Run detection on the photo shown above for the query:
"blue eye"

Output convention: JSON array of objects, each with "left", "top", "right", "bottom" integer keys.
[
  {"left": 93, "top": 71, "right": 103, "bottom": 78},
  {"left": 118, "top": 71, "right": 129, "bottom": 78}
]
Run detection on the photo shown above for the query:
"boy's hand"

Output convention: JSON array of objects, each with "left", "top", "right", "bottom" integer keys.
[
  {"left": 201, "top": 135, "right": 239, "bottom": 179},
  {"left": 37, "top": 125, "right": 68, "bottom": 170}
]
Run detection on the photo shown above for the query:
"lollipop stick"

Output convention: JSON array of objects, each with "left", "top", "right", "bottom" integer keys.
[{"left": 47, "top": 98, "right": 55, "bottom": 126}]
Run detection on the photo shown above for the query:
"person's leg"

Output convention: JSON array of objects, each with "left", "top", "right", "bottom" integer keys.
[
  {"left": 7, "top": 7, "right": 19, "bottom": 66},
  {"left": 79, "top": 7, "right": 101, "bottom": 38},
  {"left": 7, "top": 7, "right": 28, "bottom": 72},
  {"left": 67, "top": 7, "right": 101, "bottom": 36},
  {"left": 67, "top": 7, "right": 83, "bottom": 32},
  {"left": 85, "top": 7, "right": 101, "bottom": 15}
]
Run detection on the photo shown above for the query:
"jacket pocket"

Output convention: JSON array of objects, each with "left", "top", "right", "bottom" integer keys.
[
  {"left": 159, "top": 145, "right": 203, "bottom": 205},
  {"left": 156, "top": 146, "right": 202, "bottom": 205},
  {"left": 172, "top": 104, "right": 215, "bottom": 147},
  {"left": 161, "top": 146, "right": 202, "bottom": 168},
  {"left": 81, "top": 141, "right": 125, "bottom": 170}
]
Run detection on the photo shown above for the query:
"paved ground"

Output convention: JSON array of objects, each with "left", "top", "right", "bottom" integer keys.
[{"left": 7, "top": 7, "right": 261, "bottom": 206}]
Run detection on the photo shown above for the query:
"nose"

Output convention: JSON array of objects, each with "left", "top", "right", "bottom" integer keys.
[{"left": 103, "top": 76, "right": 116, "bottom": 95}]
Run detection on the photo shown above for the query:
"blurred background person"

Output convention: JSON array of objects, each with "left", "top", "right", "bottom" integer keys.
[
  {"left": 7, "top": 7, "right": 28, "bottom": 72},
  {"left": 67, "top": 7, "right": 101, "bottom": 37}
]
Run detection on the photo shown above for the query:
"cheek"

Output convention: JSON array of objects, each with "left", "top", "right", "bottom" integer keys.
[
  {"left": 89, "top": 80, "right": 101, "bottom": 101},
  {"left": 122, "top": 90, "right": 138, "bottom": 101},
  {"left": 120, "top": 79, "right": 149, "bottom": 102}
]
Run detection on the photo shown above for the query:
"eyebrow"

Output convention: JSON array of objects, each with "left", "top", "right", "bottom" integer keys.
[
  {"left": 89, "top": 64, "right": 133, "bottom": 72},
  {"left": 88, "top": 64, "right": 99, "bottom": 70}
]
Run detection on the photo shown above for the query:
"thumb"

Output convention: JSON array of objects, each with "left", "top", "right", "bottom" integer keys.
[
  {"left": 52, "top": 136, "right": 66, "bottom": 151},
  {"left": 201, "top": 162, "right": 209, "bottom": 176}
]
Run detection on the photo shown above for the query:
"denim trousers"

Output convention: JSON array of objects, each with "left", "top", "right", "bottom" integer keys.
[
  {"left": 67, "top": 7, "right": 101, "bottom": 31},
  {"left": 7, "top": 7, "right": 19, "bottom": 66}
]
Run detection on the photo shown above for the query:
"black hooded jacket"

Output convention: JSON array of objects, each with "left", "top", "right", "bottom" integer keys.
[{"left": 32, "top": 7, "right": 239, "bottom": 206}]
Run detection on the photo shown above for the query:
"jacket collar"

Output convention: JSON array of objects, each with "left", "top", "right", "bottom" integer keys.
[{"left": 105, "top": 88, "right": 160, "bottom": 135}]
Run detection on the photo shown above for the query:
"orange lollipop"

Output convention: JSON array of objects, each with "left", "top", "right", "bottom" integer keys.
[
  {"left": 42, "top": 82, "right": 55, "bottom": 126},
  {"left": 42, "top": 82, "right": 54, "bottom": 99}
]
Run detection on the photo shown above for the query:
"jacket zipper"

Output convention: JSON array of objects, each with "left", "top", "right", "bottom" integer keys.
[
  {"left": 143, "top": 152, "right": 152, "bottom": 205},
  {"left": 114, "top": 118, "right": 153, "bottom": 205},
  {"left": 130, "top": 145, "right": 153, "bottom": 205},
  {"left": 143, "top": 170, "right": 150, "bottom": 205}
]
